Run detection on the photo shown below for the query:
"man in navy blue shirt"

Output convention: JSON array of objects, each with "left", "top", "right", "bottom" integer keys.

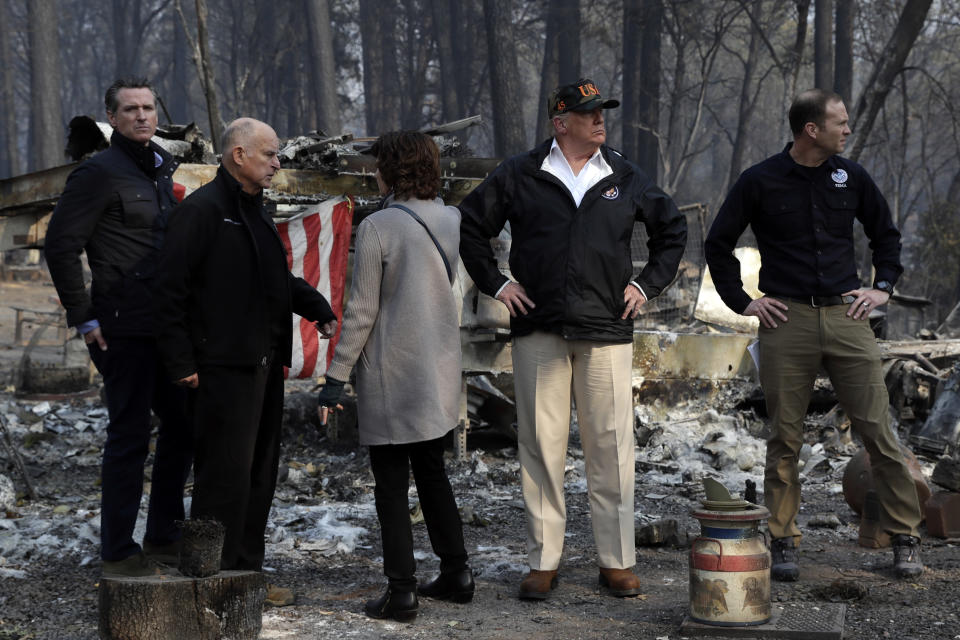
[{"left": 705, "top": 89, "right": 923, "bottom": 581}]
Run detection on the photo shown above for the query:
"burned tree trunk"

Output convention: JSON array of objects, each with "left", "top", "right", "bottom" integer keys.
[
  {"left": 849, "top": 0, "right": 932, "bottom": 162},
  {"left": 175, "top": 0, "right": 223, "bottom": 152},
  {"left": 727, "top": 2, "right": 764, "bottom": 191},
  {"left": 814, "top": 0, "right": 833, "bottom": 91},
  {"left": 0, "top": 0, "right": 20, "bottom": 177},
  {"left": 449, "top": 0, "right": 480, "bottom": 118},
  {"left": 358, "top": 0, "right": 401, "bottom": 134},
  {"left": 27, "top": 0, "right": 64, "bottom": 171},
  {"left": 304, "top": 0, "right": 341, "bottom": 135},
  {"left": 399, "top": 0, "right": 433, "bottom": 129},
  {"left": 170, "top": 6, "right": 189, "bottom": 124},
  {"left": 623, "top": 0, "right": 662, "bottom": 179},
  {"left": 111, "top": 0, "right": 136, "bottom": 78},
  {"left": 194, "top": 0, "right": 222, "bottom": 153},
  {"left": 483, "top": 0, "right": 527, "bottom": 156},
  {"left": 834, "top": 0, "right": 854, "bottom": 103},
  {"left": 430, "top": 0, "right": 461, "bottom": 123},
  {"left": 536, "top": 0, "right": 580, "bottom": 142},
  {"left": 99, "top": 571, "right": 265, "bottom": 640},
  {"left": 785, "top": 0, "right": 810, "bottom": 107}
]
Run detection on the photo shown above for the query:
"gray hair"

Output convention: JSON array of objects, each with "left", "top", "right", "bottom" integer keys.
[{"left": 221, "top": 118, "right": 258, "bottom": 152}]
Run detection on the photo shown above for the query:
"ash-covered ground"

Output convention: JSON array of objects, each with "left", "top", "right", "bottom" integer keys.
[
  {"left": 1, "top": 371, "right": 959, "bottom": 640},
  {"left": 0, "top": 276, "right": 958, "bottom": 639}
]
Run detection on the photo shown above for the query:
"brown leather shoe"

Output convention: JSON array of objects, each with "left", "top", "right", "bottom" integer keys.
[
  {"left": 518, "top": 569, "right": 558, "bottom": 600},
  {"left": 598, "top": 567, "right": 642, "bottom": 597}
]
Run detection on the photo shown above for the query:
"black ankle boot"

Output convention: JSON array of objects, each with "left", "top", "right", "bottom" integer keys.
[
  {"left": 364, "top": 586, "right": 418, "bottom": 622},
  {"left": 418, "top": 567, "right": 475, "bottom": 603}
]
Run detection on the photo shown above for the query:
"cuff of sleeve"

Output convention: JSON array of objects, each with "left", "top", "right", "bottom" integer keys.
[
  {"left": 75, "top": 319, "right": 100, "bottom": 335},
  {"left": 325, "top": 361, "right": 353, "bottom": 382},
  {"left": 732, "top": 293, "right": 753, "bottom": 315},
  {"left": 493, "top": 279, "right": 513, "bottom": 299},
  {"left": 629, "top": 281, "right": 648, "bottom": 300}
]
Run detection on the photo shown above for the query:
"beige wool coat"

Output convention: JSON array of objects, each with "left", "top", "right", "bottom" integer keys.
[{"left": 325, "top": 196, "right": 462, "bottom": 446}]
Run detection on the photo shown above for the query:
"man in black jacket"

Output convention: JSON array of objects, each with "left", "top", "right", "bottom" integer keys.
[
  {"left": 155, "top": 118, "right": 336, "bottom": 593},
  {"left": 44, "top": 78, "right": 193, "bottom": 576},
  {"left": 459, "top": 79, "right": 686, "bottom": 600},
  {"left": 705, "top": 89, "right": 923, "bottom": 581}
]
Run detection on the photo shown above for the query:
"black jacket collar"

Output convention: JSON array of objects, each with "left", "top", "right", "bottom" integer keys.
[
  {"left": 216, "top": 165, "right": 264, "bottom": 206},
  {"left": 110, "top": 130, "right": 174, "bottom": 178}
]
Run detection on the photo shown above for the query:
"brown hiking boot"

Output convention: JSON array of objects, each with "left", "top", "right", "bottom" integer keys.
[
  {"left": 598, "top": 567, "right": 642, "bottom": 597},
  {"left": 102, "top": 551, "right": 167, "bottom": 577},
  {"left": 265, "top": 583, "right": 295, "bottom": 607},
  {"left": 518, "top": 569, "right": 558, "bottom": 600}
]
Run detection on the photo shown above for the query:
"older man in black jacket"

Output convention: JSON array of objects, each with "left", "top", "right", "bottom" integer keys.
[
  {"left": 459, "top": 79, "right": 686, "bottom": 600},
  {"left": 45, "top": 78, "right": 193, "bottom": 576},
  {"left": 155, "top": 118, "right": 336, "bottom": 591}
]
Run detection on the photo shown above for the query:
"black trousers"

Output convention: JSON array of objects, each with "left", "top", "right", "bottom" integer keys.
[
  {"left": 189, "top": 357, "right": 283, "bottom": 570},
  {"left": 368, "top": 436, "right": 468, "bottom": 593},
  {"left": 88, "top": 336, "right": 193, "bottom": 562}
]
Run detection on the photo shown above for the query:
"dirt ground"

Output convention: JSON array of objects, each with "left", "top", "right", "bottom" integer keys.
[{"left": 1, "top": 274, "right": 959, "bottom": 640}]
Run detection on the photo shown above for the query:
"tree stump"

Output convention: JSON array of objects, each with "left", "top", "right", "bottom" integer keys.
[{"left": 98, "top": 570, "right": 265, "bottom": 640}]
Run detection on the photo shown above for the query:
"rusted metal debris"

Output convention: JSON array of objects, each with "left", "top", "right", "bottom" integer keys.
[{"left": 909, "top": 362, "right": 960, "bottom": 456}]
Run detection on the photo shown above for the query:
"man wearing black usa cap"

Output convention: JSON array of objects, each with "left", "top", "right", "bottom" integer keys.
[
  {"left": 459, "top": 78, "right": 686, "bottom": 600},
  {"left": 705, "top": 89, "right": 924, "bottom": 581}
]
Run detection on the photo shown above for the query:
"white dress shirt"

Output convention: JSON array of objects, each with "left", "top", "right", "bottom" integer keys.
[{"left": 540, "top": 138, "right": 612, "bottom": 207}]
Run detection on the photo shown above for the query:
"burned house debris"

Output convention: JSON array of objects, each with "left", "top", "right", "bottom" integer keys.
[{"left": 1, "top": 122, "right": 960, "bottom": 639}]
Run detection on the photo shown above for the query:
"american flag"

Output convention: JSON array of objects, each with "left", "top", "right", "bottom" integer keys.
[{"left": 276, "top": 197, "right": 354, "bottom": 378}]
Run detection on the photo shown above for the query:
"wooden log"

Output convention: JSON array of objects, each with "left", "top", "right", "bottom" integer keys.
[{"left": 98, "top": 570, "right": 265, "bottom": 640}]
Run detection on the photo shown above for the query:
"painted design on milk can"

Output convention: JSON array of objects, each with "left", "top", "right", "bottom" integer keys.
[{"left": 689, "top": 478, "right": 772, "bottom": 626}]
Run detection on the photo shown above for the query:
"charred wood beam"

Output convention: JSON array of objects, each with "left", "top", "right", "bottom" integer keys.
[
  {"left": 0, "top": 164, "right": 76, "bottom": 216},
  {"left": 880, "top": 340, "right": 960, "bottom": 362}
]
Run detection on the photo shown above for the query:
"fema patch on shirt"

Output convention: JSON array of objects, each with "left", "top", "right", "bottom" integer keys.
[
  {"left": 601, "top": 186, "right": 620, "bottom": 200},
  {"left": 831, "top": 168, "right": 848, "bottom": 188}
]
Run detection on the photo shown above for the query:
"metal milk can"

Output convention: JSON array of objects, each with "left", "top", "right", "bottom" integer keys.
[{"left": 689, "top": 479, "right": 771, "bottom": 626}]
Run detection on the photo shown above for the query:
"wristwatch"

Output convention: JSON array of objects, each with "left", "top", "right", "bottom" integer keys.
[{"left": 874, "top": 280, "right": 894, "bottom": 295}]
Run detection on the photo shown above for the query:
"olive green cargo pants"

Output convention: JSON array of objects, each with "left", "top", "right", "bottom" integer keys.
[{"left": 758, "top": 302, "right": 922, "bottom": 541}]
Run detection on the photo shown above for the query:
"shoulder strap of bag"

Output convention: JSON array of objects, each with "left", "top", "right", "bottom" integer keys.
[{"left": 389, "top": 203, "right": 454, "bottom": 283}]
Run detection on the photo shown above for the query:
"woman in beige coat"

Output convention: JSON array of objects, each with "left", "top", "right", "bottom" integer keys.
[{"left": 318, "top": 131, "right": 472, "bottom": 622}]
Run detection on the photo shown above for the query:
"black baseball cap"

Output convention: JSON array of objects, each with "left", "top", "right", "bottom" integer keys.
[{"left": 548, "top": 78, "right": 620, "bottom": 117}]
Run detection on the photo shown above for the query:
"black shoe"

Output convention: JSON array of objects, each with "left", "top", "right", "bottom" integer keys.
[
  {"left": 418, "top": 568, "right": 475, "bottom": 603},
  {"left": 892, "top": 535, "right": 923, "bottom": 579},
  {"left": 770, "top": 537, "right": 799, "bottom": 582},
  {"left": 364, "top": 586, "right": 418, "bottom": 622}
]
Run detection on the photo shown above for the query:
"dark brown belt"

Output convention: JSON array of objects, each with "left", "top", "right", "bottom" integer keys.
[{"left": 777, "top": 295, "right": 856, "bottom": 307}]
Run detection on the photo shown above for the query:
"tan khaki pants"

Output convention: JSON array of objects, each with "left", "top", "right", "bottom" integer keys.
[
  {"left": 758, "top": 303, "right": 921, "bottom": 541},
  {"left": 512, "top": 331, "right": 635, "bottom": 570}
]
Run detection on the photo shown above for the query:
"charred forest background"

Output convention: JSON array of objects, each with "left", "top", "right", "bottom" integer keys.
[{"left": 2, "top": 0, "right": 960, "bottom": 324}]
